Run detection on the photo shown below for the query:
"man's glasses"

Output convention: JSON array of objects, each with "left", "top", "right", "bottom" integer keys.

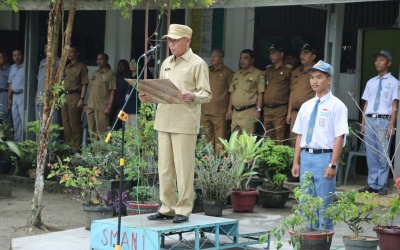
[{"left": 167, "top": 38, "right": 184, "bottom": 44}]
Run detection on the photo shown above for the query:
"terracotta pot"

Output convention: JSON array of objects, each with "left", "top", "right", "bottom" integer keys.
[
  {"left": 342, "top": 235, "right": 379, "bottom": 250},
  {"left": 231, "top": 188, "right": 258, "bottom": 213},
  {"left": 126, "top": 201, "right": 159, "bottom": 215},
  {"left": 288, "top": 229, "right": 334, "bottom": 250},
  {"left": 373, "top": 226, "right": 400, "bottom": 250}
]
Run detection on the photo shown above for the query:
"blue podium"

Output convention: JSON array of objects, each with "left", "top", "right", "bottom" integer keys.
[{"left": 90, "top": 214, "right": 269, "bottom": 249}]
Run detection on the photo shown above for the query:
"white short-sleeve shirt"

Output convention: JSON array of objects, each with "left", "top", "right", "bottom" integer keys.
[
  {"left": 292, "top": 91, "right": 348, "bottom": 149},
  {"left": 361, "top": 72, "right": 399, "bottom": 115}
]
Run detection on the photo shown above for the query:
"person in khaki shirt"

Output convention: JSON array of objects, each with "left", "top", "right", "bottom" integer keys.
[
  {"left": 286, "top": 43, "right": 317, "bottom": 147},
  {"left": 228, "top": 49, "right": 265, "bottom": 135},
  {"left": 86, "top": 53, "right": 115, "bottom": 139},
  {"left": 264, "top": 44, "right": 292, "bottom": 144},
  {"left": 62, "top": 46, "right": 88, "bottom": 152},
  {"left": 139, "top": 24, "right": 211, "bottom": 223},
  {"left": 201, "top": 49, "right": 233, "bottom": 152}
]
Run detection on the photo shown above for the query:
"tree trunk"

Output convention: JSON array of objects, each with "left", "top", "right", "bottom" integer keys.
[{"left": 28, "top": 0, "right": 77, "bottom": 229}]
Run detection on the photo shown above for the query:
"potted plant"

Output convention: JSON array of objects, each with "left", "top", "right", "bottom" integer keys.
[
  {"left": 373, "top": 177, "right": 400, "bottom": 250},
  {"left": 194, "top": 137, "right": 235, "bottom": 216},
  {"left": 47, "top": 156, "right": 114, "bottom": 230},
  {"left": 261, "top": 172, "right": 334, "bottom": 250},
  {"left": 219, "top": 131, "right": 265, "bottom": 212},
  {"left": 257, "top": 139, "right": 294, "bottom": 208},
  {"left": 127, "top": 185, "right": 160, "bottom": 215},
  {"left": 324, "top": 189, "right": 380, "bottom": 249},
  {"left": 0, "top": 122, "right": 21, "bottom": 174}
]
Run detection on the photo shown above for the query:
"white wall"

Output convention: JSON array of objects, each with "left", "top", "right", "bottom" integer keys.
[
  {"left": 223, "top": 8, "right": 255, "bottom": 71},
  {"left": 104, "top": 10, "right": 132, "bottom": 72}
]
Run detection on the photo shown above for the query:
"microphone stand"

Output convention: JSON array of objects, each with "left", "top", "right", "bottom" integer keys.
[{"left": 105, "top": 53, "right": 155, "bottom": 250}]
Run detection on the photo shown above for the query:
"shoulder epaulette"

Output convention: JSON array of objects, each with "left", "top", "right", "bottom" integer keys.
[
  {"left": 285, "top": 64, "right": 293, "bottom": 69},
  {"left": 266, "top": 65, "right": 273, "bottom": 69}
]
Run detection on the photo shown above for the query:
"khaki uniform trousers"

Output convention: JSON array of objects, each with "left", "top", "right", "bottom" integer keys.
[
  {"left": 61, "top": 94, "right": 82, "bottom": 152},
  {"left": 86, "top": 107, "right": 110, "bottom": 138},
  {"left": 231, "top": 108, "right": 255, "bottom": 135},
  {"left": 201, "top": 114, "right": 228, "bottom": 153},
  {"left": 158, "top": 131, "right": 197, "bottom": 217},
  {"left": 263, "top": 105, "right": 287, "bottom": 144}
]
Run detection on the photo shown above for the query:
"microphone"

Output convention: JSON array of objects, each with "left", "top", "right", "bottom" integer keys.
[{"left": 140, "top": 44, "right": 161, "bottom": 58}]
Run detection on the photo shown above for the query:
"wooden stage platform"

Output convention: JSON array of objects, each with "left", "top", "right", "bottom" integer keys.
[{"left": 90, "top": 214, "right": 270, "bottom": 250}]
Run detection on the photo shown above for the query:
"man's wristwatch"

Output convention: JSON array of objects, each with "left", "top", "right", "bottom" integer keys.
[
  {"left": 256, "top": 107, "right": 262, "bottom": 112},
  {"left": 328, "top": 163, "right": 337, "bottom": 169}
]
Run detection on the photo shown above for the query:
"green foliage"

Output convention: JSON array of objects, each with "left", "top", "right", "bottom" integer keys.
[
  {"left": 258, "top": 139, "right": 294, "bottom": 191},
  {"left": 195, "top": 136, "right": 235, "bottom": 202},
  {"left": 219, "top": 131, "right": 265, "bottom": 191},
  {"left": 261, "top": 172, "right": 330, "bottom": 250},
  {"left": 0, "top": 122, "right": 21, "bottom": 159},
  {"left": 47, "top": 156, "right": 106, "bottom": 206},
  {"left": 130, "top": 185, "right": 160, "bottom": 204},
  {"left": 323, "top": 190, "right": 380, "bottom": 238},
  {"left": 112, "top": 0, "right": 214, "bottom": 18},
  {"left": 121, "top": 103, "right": 158, "bottom": 183},
  {"left": 0, "top": 0, "right": 19, "bottom": 12}
]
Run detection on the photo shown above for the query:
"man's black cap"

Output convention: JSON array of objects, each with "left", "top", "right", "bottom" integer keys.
[
  {"left": 300, "top": 43, "right": 317, "bottom": 54},
  {"left": 269, "top": 43, "right": 284, "bottom": 52}
]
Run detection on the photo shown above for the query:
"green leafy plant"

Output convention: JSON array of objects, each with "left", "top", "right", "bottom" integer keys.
[
  {"left": 260, "top": 172, "right": 333, "bottom": 250},
  {"left": 195, "top": 136, "right": 235, "bottom": 202},
  {"left": 130, "top": 185, "right": 160, "bottom": 204},
  {"left": 47, "top": 156, "right": 108, "bottom": 207},
  {"left": 0, "top": 122, "right": 21, "bottom": 160},
  {"left": 219, "top": 131, "right": 265, "bottom": 191},
  {"left": 324, "top": 190, "right": 380, "bottom": 239},
  {"left": 258, "top": 139, "right": 294, "bottom": 191}
]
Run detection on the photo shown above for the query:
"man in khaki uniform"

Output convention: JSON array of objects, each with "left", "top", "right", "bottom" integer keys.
[
  {"left": 139, "top": 24, "right": 211, "bottom": 223},
  {"left": 228, "top": 49, "right": 264, "bottom": 135},
  {"left": 286, "top": 43, "right": 317, "bottom": 147},
  {"left": 86, "top": 53, "right": 115, "bottom": 139},
  {"left": 201, "top": 49, "right": 233, "bottom": 152},
  {"left": 264, "top": 44, "right": 292, "bottom": 143},
  {"left": 62, "top": 47, "right": 88, "bottom": 152}
]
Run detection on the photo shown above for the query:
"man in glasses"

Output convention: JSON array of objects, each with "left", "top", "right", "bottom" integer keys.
[{"left": 139, "top": 24, "right": 211, "bottom": 223}]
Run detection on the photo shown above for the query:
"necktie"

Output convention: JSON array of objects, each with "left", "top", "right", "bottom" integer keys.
[
  {"left": 373, "top": 77, "right": 383, "bottom": 112},
  {"left": 306, "top": 99, "right": 320, "bottom": 144}
]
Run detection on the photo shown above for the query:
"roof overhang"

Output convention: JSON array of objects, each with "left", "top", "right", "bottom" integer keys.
[{"left": 6, "top": 0, "right": 394, "bottom": 11}]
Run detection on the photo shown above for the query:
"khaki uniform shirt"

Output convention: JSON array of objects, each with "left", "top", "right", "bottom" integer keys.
[
  {"left": 229, "top": 66, "right": 265, "bottom": 108},
  {"left": 64, "top": 61, "right": 89, "bottom": 91},
  {"left": 154, "top": 49, "right": 212, "bottom": 135},
  {"left": 202, "top": 65, "right": 233, "bottom": 116},
  {"left": 264, "top": 64, "right": 292, "bottom": 105},
  {"left": 87, "top": 68, "right": 116, "bottom": 111},
  {"left": 289, "top": 66, "right": 315, "bottom": 110}
]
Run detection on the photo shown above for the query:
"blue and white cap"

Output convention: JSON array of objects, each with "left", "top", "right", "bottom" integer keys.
[
  {"left": 307, "top": 60, "right": 334, "bottom": 77},
  {"left": 373, "top": 50, "right": 392, "bottom": 61}
]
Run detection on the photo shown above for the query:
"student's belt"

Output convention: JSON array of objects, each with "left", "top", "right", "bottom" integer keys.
[
  {"left": 366, "top": 114, "right": 390, "bottom": 119},
  {"left": 0, "top": 88, "right": 8, "bottom": 93},
  {"left": 303, "top": 148, "right": 333, "bottom": 154},
  {"left": 12, "top": 90, "right": 23, "bottom": 95}
]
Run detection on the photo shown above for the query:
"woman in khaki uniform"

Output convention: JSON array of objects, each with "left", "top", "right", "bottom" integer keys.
[
  {"left": 86, "top": 53, "right": 116, "bottom": 139},
  {"left": 228, "top": 49, "right": 265, "bottom": 135}
]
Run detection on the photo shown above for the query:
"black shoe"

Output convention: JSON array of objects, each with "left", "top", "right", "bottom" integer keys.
[
  {"left": 378, "top": 189, "right": 388, "bottom": 195},
  {"left": 147, "top": 212, "right": 174, "bottom": 220},
  {"left": 358, "top": 186, "right": 378, "bottom": 193},
  {"left": 173, "top": 214, "right": 189, "bottom": 223}
]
